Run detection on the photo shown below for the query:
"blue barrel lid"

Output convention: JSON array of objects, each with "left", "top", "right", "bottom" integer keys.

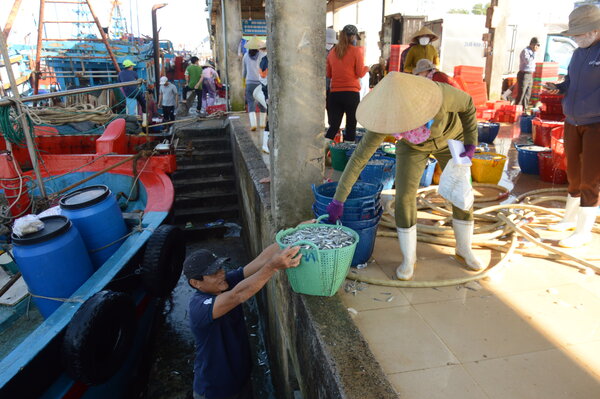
[
  {"left": 12, "top": 215, "right": 72, "bottom": 245},
  {"left": 59, "top": 185, "right": 110, "bottom": 210}
]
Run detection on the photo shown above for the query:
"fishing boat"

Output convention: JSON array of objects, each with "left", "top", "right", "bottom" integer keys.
[
  {"left": 0, "top": 49, "right": 32, "bottom": 96},
  {"left": 0, "top": 117, "right": 184, "bottom": 398}
]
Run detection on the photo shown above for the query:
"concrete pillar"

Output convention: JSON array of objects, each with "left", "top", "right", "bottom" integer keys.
[
  {"left": 214, "top": 10, "right": 225, "bottom": 77},
  {"left": 223, "top": 0, "right": 245, "bottom": 111},
  {"left": 485, "top": 0, "right": 511, "bottom": 100},
  {"left": 266, "top": 0, "right": 326, "bottom": 229}
]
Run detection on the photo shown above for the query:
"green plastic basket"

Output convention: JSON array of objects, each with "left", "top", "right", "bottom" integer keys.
[{"left": 275, "top": 215, "right": 360, "bottom": 297}]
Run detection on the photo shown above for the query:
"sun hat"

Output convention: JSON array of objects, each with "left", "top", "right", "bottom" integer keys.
[
  {"left": 561, "top": 5, "right": 600, "bottom": 36},
  {"left": 326, "top": 28, "right": 338, "bottom": 44},
  {"left": 413, "top": 59, "right": 436, "bottom": 75},
  {"left": 244, "top": 36, "right": 263, "bottom": 50},
  {"left": 342, "top": 25, "right": 359, "bottom": 36},
  {"left": 411, "top": 26, "right": 439, "bottom": 43},
  {"left": 159, "top": 76, "right": 168, "bottom": 85},
  {"left": 183, "top": 249, "right": 230, "bottom": 281},
  {"left": 356, "top": 72, "right": 443, "bottom": 134},
  {"left": 123, "top": 59, "right": 136, "bottom": 68}
]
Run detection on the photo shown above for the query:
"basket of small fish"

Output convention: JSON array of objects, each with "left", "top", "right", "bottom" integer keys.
[{"left": 276, "top": 215, "right": 360, "bottom": 296}]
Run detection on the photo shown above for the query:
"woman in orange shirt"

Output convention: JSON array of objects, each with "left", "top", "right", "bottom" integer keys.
[{"left": 326, "top": 25, "right": 369, "bottom": 142}]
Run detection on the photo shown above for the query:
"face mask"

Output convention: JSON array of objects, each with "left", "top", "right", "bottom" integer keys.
[
  {"left": 393, "top": 119, "right": 434, "bottom": 144},
  {"left": 326, "top": 43, "right": 334, "bottom": 51},
  {"left": 419, "top": 37, "right": 430, "bottom": 46},
  {"left": 352, "top": 38, "right": 358, "bottom": 46},
  {"left": 573, "top": 31, "right": 599, "bottom": 48}
]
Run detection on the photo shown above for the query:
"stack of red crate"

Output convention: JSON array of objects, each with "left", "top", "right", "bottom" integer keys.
[
  {"left": 388, "top": 45, "right": 408, "bottom": 72},
  {"left": 492, "top": 104, "right": 523, "bottom": 123},
  {"left": 531, "top": 62, "right": 559, "bottom": 104},
  {"left": 539, "top": 92, "right": 564, "bottom": 121},
  {"left": 454, "top": 65, "right": 487, "bottom": 108}
]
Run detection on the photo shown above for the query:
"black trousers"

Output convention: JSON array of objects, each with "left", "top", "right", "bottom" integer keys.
[
  {"left": 326, "top": 91, "right": 360, "bottom": 141},
  {"left": 163, "top": 106, "right": 175, "bottom": 122}
]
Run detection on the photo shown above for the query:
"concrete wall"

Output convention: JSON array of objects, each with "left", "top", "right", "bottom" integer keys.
[{"left": 229, "top": 119, "right": 397, "bottom": 399}]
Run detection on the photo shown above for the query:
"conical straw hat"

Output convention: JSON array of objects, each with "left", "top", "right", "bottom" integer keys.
[
  {"left": 245, "top": 36, "right": 263, "bottom": 50},
  {"left": 356, "top": 72, "right": 443, "bottom": 134},
  {"left": 411, "top": 26, "right": 439, "bottom": 42}
]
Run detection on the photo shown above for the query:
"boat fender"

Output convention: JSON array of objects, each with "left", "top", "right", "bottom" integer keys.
[
  {"left": 61, "top": 290, "right": 136, "bottom": 385},
  {"left": 142, "top": 224, "right": 186, "bottom": 296}
]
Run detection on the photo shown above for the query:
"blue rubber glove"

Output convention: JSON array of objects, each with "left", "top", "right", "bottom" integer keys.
[
  {"left": 460, "top": 144, "right": 476, "bottom": 160},
  {"left": 326, "top": 199, "right": 344, "bottom": 222}
]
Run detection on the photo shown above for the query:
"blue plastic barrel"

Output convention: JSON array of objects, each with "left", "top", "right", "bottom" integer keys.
[
  {"left": 59, "top": 185, "right": 127, "bottom": 269},
  {"left": 12, "top": 215, "right": 94, "bottom": 318}
]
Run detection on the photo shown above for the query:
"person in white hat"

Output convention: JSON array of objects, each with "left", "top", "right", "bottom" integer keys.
[
  {"left": 242, "top": 36, "right": 267, "bottom": 131},
  {"left": 545, "top": 4, "right": 600, "bottom": 247},
  {"left": 158, "top": 76, "right": 178, "bottom": 123},
  {"left": 403, "top": 26, "right": 440, "bottom": 74},
  {"left": 326, "top": 72, "right": 483, "bottom": 280},
  {"left": 413, "top": 58, "right": 462, "bottom": 90}
]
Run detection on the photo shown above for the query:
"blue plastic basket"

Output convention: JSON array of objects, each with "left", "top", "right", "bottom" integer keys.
[
  {"left": 420, "top": 158, "right": 438, "bottom": 187},
  {"left": 359, "top": 156, "right": 396, "bottom": 190},
  {"left": 313, "top": 202, "right": 382, "bottom": 221},
  {"left": 516, "top": 145, "right": 549, "bottom": 174},
  {"left": 312, "top": 182, "right": 382, "bottom": 207},
  {"left": 350, "top": 222, "right": 379, "bottom": 266},
  {"left": 477, "top": 122, "right": 500, "bottom": 144}
]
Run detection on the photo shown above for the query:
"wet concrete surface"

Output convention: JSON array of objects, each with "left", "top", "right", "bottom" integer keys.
[{"left": 145, "top": 235, "right": 276, "bottom": 399}]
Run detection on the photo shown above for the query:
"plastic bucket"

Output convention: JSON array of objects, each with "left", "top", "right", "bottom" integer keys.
[
  {"left": 59, "top": 185, "right": 128, "bottom": 269},
  {"left": 359, "top": 157, "right": 396, "bottom": 190},
  {"left": 275, "top": 216, "right": 359, "bottom": 296},
  {"left": 471, "top": 152, "right": 507, "bottom": 184},
  {"left": 314, "top": 207, "right": 382, "bottom": 229},
  {"left": 11, "top": 215, "right": 94, "bottom": 318},
  {"left": 538, "top": 152, "right": 567, "bottom": 184},
  {"left": 312, "top": 182, "right": 382, "bottom": 207},
  {"left": 532, "top": 118, "right": 563, "bottom": 148},
  {"left": 477, "top": 122, "right": 500, "bottom": 144},
  {"left": 350, "top": 223, "right": 379, "bottom": 266},
  {"left": 551, "top": 136, "right": 567, "bottom": 171},
  {"left": 330, "top": 144, "right": 350, "bottom": 171},
  {"left": 420, "top": 158, "right": 438, "bottom": 187},
  {"left": 517, "top": 145, "right": 549, "bottom": 175},
  {"left": 520, "top": 115, "right": 534, "bottom": 133}
]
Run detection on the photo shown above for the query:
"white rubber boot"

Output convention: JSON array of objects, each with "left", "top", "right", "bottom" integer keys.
[
  {"left": 453, "top": 219, "right": 485, "bottom": 271},
  {"left": 259, "top": 112, "right": 267, "bottom": 128},
  {"left": 249, "top": 112, "right": 257, "bottom": 131},
  {"left": 396, "top": 226, "right": 417, "bottom": 280},
  {"left": 548, "top": 195, "right": 579, "bottom": 232},
  {"left": 262, "top": 130, "right": 270, "bottom": 154},
  {"left": 558, "top": 207, "right": 597, "bottom": 248}
]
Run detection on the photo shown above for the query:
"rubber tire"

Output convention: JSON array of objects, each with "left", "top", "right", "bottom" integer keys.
[
  {"left": 142, "top": 224, "right": 186, "bottom": 297},
  {"left": 62, "top": 290, "right": 136, "bottom": 385}
]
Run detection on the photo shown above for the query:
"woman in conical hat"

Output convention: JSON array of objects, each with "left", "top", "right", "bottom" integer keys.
[
  {"left": 243, "top": 36, "right": 267, "bottom": 130},
  {"left": 403, "top": 26, "right": 440, "bottom": 74},
  {"left": 326, "top": 72, "right": 483, "bottom": 281}
]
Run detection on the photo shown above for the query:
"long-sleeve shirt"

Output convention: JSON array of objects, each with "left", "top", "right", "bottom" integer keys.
[
  {"left": 403, "top": 44, "right": 440, "bottom": 74},
  {"left": 519, "top": 47, "right": 536, "bottom": 72},
  {"left": 556, "top": 40, "right": 600, "bottom": 126},
  {"left": 333, "top": 83, "right": 477, "bottom": 202},
  {"left": 118, "top": 69, "right": 138, "bottom": 97},
  {"left": 326, "top": 45, "right": 369, "bottom": 92},
  {"left": 242, "top": 53, "right": 261, "bottom": 84}
]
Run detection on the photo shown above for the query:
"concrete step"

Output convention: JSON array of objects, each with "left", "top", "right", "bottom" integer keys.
[
  {"left": 177, "top": 128, "right": 227, "bottom": 139},
  {"left": 174, "top": 189, "right": 238, "bottom": 208},
  {"left": 181, "top": 136, "right": 231, "bottom": 151},
  {"left": 176, "top": 149, "right": 233, "bottom": 165},
  {"left": 179, "top": 224, "right": 228, "bottom": 240},
  {"left": 172, "top": 162, "right": 234, "bottom": 179},
  {"left": 174, "top": 204, "right": 239, "bottom": 225},
  {"left": 173, "top": 175, "right": 235, "bottom": 194}
]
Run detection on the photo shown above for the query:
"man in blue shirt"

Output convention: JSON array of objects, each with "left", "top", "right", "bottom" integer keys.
[
  {"left": 118, "top": 59, "right": 146, "bottom": 113},
  {"left": 515, "top": 37, "right": 540, "bottom": 109},
  {"left": 185, "top": 243, "right": 301, "bottom": 399}
]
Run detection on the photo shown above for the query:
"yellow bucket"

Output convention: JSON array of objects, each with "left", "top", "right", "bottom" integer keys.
[{"left": 471, "top": 152, "right": 507, "bottom": 184}]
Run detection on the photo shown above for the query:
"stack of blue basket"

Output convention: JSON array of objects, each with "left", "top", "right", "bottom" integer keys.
[
  {"left": 312, "top": 181, "right": 383, "bottom": 266},
  {"left": 359, "top": 156, "right": 396, "bottom": 190}
]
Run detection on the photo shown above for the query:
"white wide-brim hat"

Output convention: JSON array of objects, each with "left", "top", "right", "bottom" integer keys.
[
  {"left": 561, "top": 5, "right": 600, "bottom": 36},
  {"left": 356, "top": 72, "right": 443, "bottom": 134}
]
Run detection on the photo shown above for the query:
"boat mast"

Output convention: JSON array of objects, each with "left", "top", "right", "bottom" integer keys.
[
  {"left": 3, "top": 0, "right": 24, "bottom": 39},
  {"left": 0, "top": 30, "right": 47, "bottom": 198}
]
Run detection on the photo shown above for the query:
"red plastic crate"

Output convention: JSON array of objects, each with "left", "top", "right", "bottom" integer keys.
[
  {"left": 454, "top": 65, "right": 484, "bottom": 83},
  {"left": 206, "top": 104, "right": 227, "bottom": 115},
  {"left": 532, "top": 118, "right": 563, "bottom": 147}
]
